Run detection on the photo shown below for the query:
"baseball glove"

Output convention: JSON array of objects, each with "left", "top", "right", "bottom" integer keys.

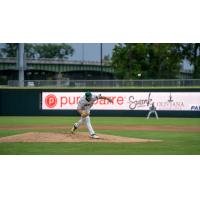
[{"left": 81, "top": 111, "right": 89, "bottom": 118}]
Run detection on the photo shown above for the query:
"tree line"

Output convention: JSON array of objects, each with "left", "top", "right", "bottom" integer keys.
[
  {"left": 111, "top": 43, "right": 200, "bottom": 79},
  {"left": 0, "top": 43, "right": 74, "bottom": 59}
]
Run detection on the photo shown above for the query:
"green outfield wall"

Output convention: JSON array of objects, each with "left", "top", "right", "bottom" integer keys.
[{"left": 0, "top": 88, "right": 200, "bottom": 117}]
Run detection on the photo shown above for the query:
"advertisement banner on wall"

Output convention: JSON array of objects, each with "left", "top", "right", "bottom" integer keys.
[{"left": 42, "top": 92, "right": 200, "bottom": 111}]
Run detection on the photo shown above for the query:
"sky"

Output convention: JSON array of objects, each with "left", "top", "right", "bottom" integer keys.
[{"left": 69, "top": 43, "right": 116, "bottom": 61}]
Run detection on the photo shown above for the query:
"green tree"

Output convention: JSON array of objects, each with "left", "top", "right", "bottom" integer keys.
[
  {"left": 112, "top": 43, "right": 182, "bottom": 79},
  {"left": 0, "top": 43, "right": 18, "bottom": 57},
  {"left": 180, "top": 43, "right": 200, "bottom": 78},
  {"left": 32, "top": 43, "right": 74, "bottom": 59},
  {"left": 112, "top": 43, "right": 148, "bottom": 79},
  {"left": 0, "top": 43, "right": 74, "bottom": 59},
  {"left": 146, "top": 43, "right": 182, "bottom": 79}
]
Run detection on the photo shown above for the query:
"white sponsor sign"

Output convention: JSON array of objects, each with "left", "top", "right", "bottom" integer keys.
[{"left": 42, "top": 92, "right": 200, "bottom": 111}]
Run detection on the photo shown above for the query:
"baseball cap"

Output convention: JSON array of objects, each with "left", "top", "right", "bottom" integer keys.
[{"left": 85, "top": 92, "right": 92, "bottom": 98}]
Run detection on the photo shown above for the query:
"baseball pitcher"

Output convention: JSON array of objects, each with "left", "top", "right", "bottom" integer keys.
[{"left": 70, "top": 92, "right": 113, "bottom": 139}]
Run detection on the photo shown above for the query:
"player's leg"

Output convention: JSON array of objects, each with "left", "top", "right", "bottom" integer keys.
[
  {"left": 85, "top": 116, "right": 99, "bottom": 139},
  {"left": 149, "top": 111, "right": 153, "bottom": 119},
  {"left": 155, "top": 111, "right": 159, "bottom": 119},
  {"left": 71, "top": 117, "right": 85, "bottom": 133},
  {"left": 147, "top": 111, "right": 151, "bottom": 119}
]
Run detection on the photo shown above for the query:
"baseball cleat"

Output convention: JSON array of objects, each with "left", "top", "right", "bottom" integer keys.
[
  {"left": 70, "top": 125, "right": 77, "bottom": 134},
  {"left": 90, "top": 134, "right": 100, "bottom": 139}
]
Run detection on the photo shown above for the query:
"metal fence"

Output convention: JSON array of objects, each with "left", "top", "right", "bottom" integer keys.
[{"left": 6, "top": 79, "right": 200, "bottom": 87}]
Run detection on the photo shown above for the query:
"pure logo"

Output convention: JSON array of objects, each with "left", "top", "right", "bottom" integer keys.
[{"left": 45, "top": 94, "right": 57, "bottom": 108}]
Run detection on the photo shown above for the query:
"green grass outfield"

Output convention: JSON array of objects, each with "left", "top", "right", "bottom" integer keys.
[{"left": 0, "top": 116, "right": 200, "bottom": 155}]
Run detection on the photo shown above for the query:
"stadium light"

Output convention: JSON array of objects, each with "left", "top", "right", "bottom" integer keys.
[
  {"left": 82, "top": 43, "right": 85, "bottom": 64},
  {"left": 100, "top": 43, "right": 103, "bottom": 79},
  {"left": 18, "top": 43, "right": 25, "bottom": 87}
]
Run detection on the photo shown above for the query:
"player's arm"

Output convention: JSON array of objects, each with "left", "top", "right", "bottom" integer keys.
[{"left": 99, "top": 95, "right": 113, "bottom": 103}]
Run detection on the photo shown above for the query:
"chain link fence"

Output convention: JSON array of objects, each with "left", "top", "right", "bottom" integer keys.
[{"left": 6, "top": 79, "right": 200, "bottom": 87}]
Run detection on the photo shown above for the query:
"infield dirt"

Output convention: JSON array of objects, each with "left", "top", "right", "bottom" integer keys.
[{"left": 0, "top": 132, "right": 161, "bottom": 143}]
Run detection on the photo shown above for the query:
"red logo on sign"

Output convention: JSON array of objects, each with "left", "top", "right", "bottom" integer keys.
[{"left": 45, "top": 94, "right": 57, "bottom": 108}]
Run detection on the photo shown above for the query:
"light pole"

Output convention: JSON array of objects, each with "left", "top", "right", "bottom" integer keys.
[
  {"left": 82, "top": 43, "right": 85, "bottom": 64},
  {"left": 18, "top": 43, "right": 25, "bottom": 87},
  {"left": 100, "top": 43, "right": 103, "bottom": 79}
]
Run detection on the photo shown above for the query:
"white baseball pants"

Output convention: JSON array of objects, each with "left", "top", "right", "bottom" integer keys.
[
  {"left": 75, "top": 116, "right": 95, "bottom": 135},
  {"left": 147, "top": 111, "right": 159, "bottom": 119}
]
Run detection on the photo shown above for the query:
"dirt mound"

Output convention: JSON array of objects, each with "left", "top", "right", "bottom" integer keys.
[{"left": 0, "top": 132, "right": 161, "bottom": 143}]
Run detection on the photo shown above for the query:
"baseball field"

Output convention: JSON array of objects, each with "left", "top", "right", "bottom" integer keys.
[{"left": 0, "top": 116, "right": 200, "bottom": 155}]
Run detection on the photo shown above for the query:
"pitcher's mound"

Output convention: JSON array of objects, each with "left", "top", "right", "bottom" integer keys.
[{"left": 0, "top": 132, "right": 161, "bottom": 143}]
